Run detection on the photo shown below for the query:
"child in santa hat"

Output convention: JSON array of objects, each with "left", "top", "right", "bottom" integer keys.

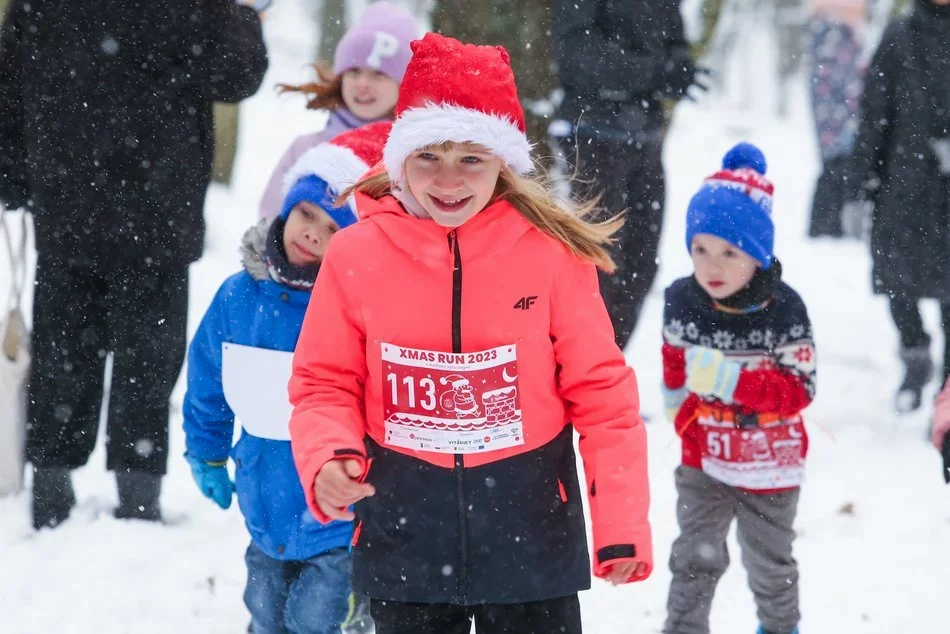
[
  {"left": 183, "top": 123, "right": 390, "bottom": 634},
  {"left": 287, "top": 32, "right": 652, "bottom": 633},
  {"left": 259, "top": 1, "right": 420, "bottom": 219},
  {"left": 661, "top": 143, "right": 816, "bottom": 634}
]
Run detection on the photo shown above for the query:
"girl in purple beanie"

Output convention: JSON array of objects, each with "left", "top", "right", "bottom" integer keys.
[{"left": 259, "top": 1, "right": 419, "bottom": 219}]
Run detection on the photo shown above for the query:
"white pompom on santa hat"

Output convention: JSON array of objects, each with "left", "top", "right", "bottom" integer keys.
[
  {"left": 281, "top": 121, "right": 393, "bottom": 217},
  {"left": 382, "top": 33, "right": 534, "bottom": 187}
]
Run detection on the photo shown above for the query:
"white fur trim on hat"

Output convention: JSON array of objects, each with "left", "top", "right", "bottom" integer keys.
[
  {"left": 282, "top": 144, "right": 370, "bottom": 197},
  {"left": 383, "top": 103, "right": 534, "bottom": 183}
]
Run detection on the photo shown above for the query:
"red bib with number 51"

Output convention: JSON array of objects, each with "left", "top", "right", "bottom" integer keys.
[
  {"left": 381, "top": 342, "right": 525, "bottom": 454},
  {"left": 696, "top": 409, "right": 807, "bottom": 490}
]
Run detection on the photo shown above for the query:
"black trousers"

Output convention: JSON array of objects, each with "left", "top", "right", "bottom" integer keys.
[
  {"left": 570, "top": 135, "right": 665, "bottom": 349},
  {"left": 889, "top": 295, "right": 950, "bottom": 383},
  {"left": 370, "top": 596, "right": 582, "bottom": 634},
  {"left": 807, "top": 153, "right": 848, "bottom": 238},
  {"left": 25, "top": 257, "right": 188, "bottom": 475}
]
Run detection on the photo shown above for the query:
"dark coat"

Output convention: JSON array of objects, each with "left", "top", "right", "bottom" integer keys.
[
  {"left": 850, "top": 0, "right": 950, "bottom": 300},
  {"left": 551, "top": 0, "right": 693, "bottom": 140},
  {"left": 0, "top": 0, "right": 267, "bottom": 268}
]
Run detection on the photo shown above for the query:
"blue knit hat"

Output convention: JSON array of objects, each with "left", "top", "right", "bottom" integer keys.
[
  {"left": 685, "top": 142, "right": 775, "bottom": 269},
  {"left": 280, "top": 174, "right": 356, "bottom": 229}
]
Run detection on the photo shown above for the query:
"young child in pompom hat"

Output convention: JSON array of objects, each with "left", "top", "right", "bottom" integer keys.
[
  {"left": 288, "top": 32, "right": 652, "bottom": 633},
  {"left": 259, "top": 1, "right": 419, "bottom": 219},
  {"left": 661, "top": 143, "right": 816, "bottom": 634},
  {"left": 182, "top": 123, "right": 389, "bottom": 634}
]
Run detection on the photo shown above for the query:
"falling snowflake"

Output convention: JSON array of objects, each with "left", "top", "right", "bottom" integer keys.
[{"left": 712, "top": 330, "right": 734, "bottom": 349}]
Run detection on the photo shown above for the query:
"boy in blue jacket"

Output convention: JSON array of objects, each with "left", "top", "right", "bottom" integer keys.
[{"left": 182, "top": 123, "right": 390, "bottom": 634}]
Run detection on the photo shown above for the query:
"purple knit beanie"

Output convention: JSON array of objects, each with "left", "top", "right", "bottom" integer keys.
[{"left": 332, "top": 2, "right": 420, "bottom": 82}]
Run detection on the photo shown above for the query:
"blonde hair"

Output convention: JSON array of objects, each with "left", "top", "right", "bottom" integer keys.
[{"left": 340, "top": 148, "right": 624, "bottom": 273}]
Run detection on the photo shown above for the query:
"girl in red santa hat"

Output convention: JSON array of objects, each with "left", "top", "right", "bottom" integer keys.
[{"left": 288, "top": 32, "right": 652, "bottom": 633}]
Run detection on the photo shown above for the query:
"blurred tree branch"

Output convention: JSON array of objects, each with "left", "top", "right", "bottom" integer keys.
[{"left": 432, "top": 0, "right": 558, "bottom": 153}]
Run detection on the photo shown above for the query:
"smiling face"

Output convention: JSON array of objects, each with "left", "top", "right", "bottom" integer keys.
[
  {"left": 690, "top": 233, "right": 759, "bottom": 299},
  {"left": 282, "top": 201, "right": 340, "bottom": 266},
  {"left": 340, "top": 67, "right": 400, "bottom": 120},
  {"left": 403, "top": 142, "right": 505, "bottom": 227}
]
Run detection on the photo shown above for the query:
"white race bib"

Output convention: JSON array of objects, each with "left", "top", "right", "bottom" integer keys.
[{"left": 222, "top": 343, "right": 294, "bottom": 441}]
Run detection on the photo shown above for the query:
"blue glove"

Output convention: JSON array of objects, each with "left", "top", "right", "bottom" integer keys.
[
  {"left": 185, "top": 453, "right": 235, "bottom": 510},
  {"left": 685, "top": 347, "right": 742, "bottom": 404}
]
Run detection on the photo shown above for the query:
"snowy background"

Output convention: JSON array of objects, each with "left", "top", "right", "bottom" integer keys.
[{"left": 1, "top": 1, "right": 948, "bottom": 632}]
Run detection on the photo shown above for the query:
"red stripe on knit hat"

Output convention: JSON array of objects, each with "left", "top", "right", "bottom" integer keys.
[{"left": 704, "top": 168, "right": 774, "bottom": 212}]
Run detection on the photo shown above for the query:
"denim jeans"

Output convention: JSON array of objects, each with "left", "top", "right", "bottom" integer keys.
[{"left": 244, "top": 542, "right": 351, "bottom": 634}]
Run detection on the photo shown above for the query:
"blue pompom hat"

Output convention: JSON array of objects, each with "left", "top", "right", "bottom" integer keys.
[{"left": 685, "top": 142, "right": 775, "bottom": 269}]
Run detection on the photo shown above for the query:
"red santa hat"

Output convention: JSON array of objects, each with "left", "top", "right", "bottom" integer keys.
[
  {"left": 282, "top": 121, "right": 392, "bottom": 215},
  {"left": 382, "top": 33, "right": 533, "bottom": 187}
]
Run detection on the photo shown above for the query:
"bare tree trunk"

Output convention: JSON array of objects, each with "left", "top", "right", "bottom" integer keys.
[
  {"left": 319, "top": 0, "right": 348, "bottom": 62},
  {"left": 431, "top": 0, "right": 558, "bottom": 152},
  {"left": 211, "top": 103, "right": 240, "bottom": 185}
]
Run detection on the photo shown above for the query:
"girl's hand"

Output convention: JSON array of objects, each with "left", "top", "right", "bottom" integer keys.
[
  {"left": 603, "top": 560, "right": 649, "bottom": 586},
  {"left": 314, "top": 459, "right": 375, "bottom": 521}
]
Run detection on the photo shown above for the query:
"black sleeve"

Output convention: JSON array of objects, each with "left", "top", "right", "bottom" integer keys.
[
  {"left": 0, "top": 1, "right": 29, "bottom": 210},
  {"left": 199, "top": 3, "right": 268, "bottom": 102},
  {"left": 162, "top": 2, "right": 268, "bottom": 103},
  {"left": 654, "top": 0, "right": 696, "bottom": 99},
  {"left": 553, "top": 0, "right": 660, "bottom": 98},
  {"left": 848, "top": 22, "right": 900, "bottom": 202}
]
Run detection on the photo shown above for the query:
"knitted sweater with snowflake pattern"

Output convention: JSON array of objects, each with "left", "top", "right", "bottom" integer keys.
[{"left": 662, "top": 276, "right": 816, "bottom": 485}]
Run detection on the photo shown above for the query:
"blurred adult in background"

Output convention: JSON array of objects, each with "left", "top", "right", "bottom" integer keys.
[
  {"left": 847, "top": 0, "right": 950, "bottom": 413},
  {"left": 0, "top": 0, "right": 267, "bottom": 529},
  {"left": 551, "top": 0, "right": 706, "bottom": 350},
  {"left": 807, "top": 0, "right": 867, "bottom": 237}
]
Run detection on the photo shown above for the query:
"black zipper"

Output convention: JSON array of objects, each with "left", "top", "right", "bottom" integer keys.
[{"left": 448, "top": 230, "right": 469, "bottom": 603}]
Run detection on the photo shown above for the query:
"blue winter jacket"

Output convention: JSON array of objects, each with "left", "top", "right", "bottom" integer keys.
[{"left": 183, "top": 220, "right": 353, "bottom": 560}]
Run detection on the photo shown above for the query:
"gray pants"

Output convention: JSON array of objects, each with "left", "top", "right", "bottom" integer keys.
[{"left": 663, "top": 466, "right": 800, "bottom": 634}]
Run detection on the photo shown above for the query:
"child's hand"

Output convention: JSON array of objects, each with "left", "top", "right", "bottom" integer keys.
[
  {"left": 686, "top": 346, "right": 741, "bottom": 403},
  {"left": 185, "top": 453, "right": 235, "bottom": 510},
  {"left": 603, "top": 560, "right": 649, "bottom": 586},
  {"left": 315, "top": 459, "right": 376, "bottom": 521}
]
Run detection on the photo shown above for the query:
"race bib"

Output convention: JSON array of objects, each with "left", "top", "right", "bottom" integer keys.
[
  {"left": 222, "top": 343, "right": 293, "bottom": 441},
  {"left": 697, "top": 415, "right": 806, "bottom": 490},
  {"left": 380, "top": 342, "right": 524, "bottom": 454}
]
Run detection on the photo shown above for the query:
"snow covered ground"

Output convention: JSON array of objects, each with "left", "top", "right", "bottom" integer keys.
[{"left": 1, "top": 2, "right": 948, "bottom": 632}]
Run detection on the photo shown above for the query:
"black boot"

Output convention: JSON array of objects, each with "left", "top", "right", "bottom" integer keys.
[
  {"left": 31, "top": 466, "right": 76, "bottom": 530},
  {"left": 896, "top": 346, "right": 934, "bottom": 413},
  {"left": 114, "top": 470, "right": 162, "bottom": 522}
]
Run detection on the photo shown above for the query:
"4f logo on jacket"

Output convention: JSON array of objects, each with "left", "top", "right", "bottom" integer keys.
[{"left": 513, "top": 296, "right": 538, "bottom": 311}]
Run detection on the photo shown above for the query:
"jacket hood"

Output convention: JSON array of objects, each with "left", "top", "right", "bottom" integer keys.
[{"left": 240, "top": 219, "right": 272, "bottom": 281}]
